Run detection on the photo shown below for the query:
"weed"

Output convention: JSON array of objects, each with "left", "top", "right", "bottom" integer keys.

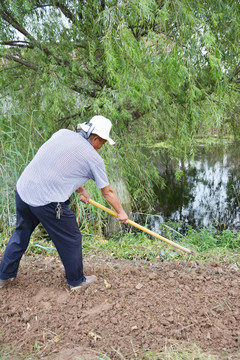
[
  {"left": 186, "top": 227, "right": 217, "bottom": 251},
  {"left": 82, "top": 230, "right": 179, "bottom": 261},
  {"left": 142, "top": 342, "right": 219, "bottom": 359}
]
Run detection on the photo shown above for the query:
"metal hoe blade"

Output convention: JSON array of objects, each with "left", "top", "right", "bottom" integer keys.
[{"left": 181, "top": 251, "right": 198, "bottom": 270}]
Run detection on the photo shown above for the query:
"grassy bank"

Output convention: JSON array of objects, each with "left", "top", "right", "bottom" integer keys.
[{"left": 1, "top": 221, "right": 240, "bottom": 265}]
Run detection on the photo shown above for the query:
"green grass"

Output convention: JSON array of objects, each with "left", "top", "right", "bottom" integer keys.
[
  {"left": 0, "top": 344, "right": 29, "bottom": 360},
  {"left": 140, "top": 343, "right": 220, "bottom": 359},
  {"left": 94, "top": 343, "right": 220, "bottom": 360},
  {"left": 0, "top": 342, "right": 230, "bottom": 360},
  {"left": 1, "top": 221, "right": 240, "bottom": 266},
  {"left": 82, "top": 230, "right": 180, "bottom": 261}
]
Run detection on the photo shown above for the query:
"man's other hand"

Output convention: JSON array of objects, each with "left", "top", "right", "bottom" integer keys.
[{"left": 76, "top": 186, "right": 90, "bottom": 203}]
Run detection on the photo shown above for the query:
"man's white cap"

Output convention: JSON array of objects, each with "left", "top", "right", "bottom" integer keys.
[{"left": 77, "top": 115, "right": 115, "bottom": 145}]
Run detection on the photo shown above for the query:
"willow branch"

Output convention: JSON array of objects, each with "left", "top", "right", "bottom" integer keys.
[
  {"left": 0, "top": 64, "right": 22, "bottom": 72},
  {"left": 234, "top": 65, "right": 240, "bottom": 77},
  {"left": 33, "top": 3, "right": 51, "bottom": 10},
  {"left": 57, "top": 106, "right": 91, "bottom": 126},
  {"left": 0, "top": 7, "right": 51, "bottom": 55},
  {"left": 228, "top": 65, "right": 240, "bottom": 83},
  {"left": 34, "top": 0, "right": 82, "bottom": 23},
  {"left": 1, "top": 53, "right": 38, "bottom": 71},
  {"left": 0, "top": 40, "right": 34, "bottom": 48},
  {"left": 57, "top": 111, "right": 83, "bottom": 123},
  {"left": 70, "top": 83, "right": 97, "bottom": 97},
  {"left": 0, "top": 2, "right": 69, "bottom": 66},
  {"left": 54, "top": 1, "right": 81, "bottom": 23},
  {"left": 101, "top": 0, "right": 106, "bottom": 12}
]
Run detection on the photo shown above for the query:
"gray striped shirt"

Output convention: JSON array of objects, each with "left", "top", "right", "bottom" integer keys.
[{"left": 16, "top": 129, "right": 109, "bottom": 206}]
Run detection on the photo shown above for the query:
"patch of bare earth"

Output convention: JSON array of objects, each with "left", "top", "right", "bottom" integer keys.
[{"left": 0, "top": 255, "right": 240, "bottom": 359}]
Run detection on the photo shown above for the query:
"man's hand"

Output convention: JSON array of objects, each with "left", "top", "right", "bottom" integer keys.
[
  {"left": 117, "top": 209, "right": 129, "bottom": 224},
  {"left": 76, "top": 186, "right": 90, "bottom": 204}
]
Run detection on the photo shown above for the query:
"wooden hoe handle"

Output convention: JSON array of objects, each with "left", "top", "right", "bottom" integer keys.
[{"left": 88, "top": 198, "right": 193, "bottom": 255}]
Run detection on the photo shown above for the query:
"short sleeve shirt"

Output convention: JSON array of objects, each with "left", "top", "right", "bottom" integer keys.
[{"left": 16, "top": 129, "right": 109, "bottom": 206}]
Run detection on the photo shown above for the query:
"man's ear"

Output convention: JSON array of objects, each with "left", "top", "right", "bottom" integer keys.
[{"left": 89, "top": 134, "right": 98, "bottom": 141}]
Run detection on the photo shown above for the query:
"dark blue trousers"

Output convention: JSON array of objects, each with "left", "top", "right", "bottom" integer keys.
[{"left": 0, "top": 191, "right": 85, "bottom": 286}]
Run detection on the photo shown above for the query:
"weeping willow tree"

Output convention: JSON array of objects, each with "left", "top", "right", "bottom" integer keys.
[{"left": 1, "top": 0, "right": 240, "bottom": 214}]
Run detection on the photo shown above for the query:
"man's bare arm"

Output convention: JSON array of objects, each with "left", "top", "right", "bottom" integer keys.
[{"left": 101, "top": 185, "right": 128, "bottom": 224}]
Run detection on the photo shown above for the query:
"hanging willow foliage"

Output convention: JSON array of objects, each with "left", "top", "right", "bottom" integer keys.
[{"left": 0, "top": 0, "right": 240, "bottom": 210}]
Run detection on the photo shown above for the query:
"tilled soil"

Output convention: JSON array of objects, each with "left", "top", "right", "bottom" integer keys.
[{"left": 0, "top": 255, "right": 240, "bottom": 360}]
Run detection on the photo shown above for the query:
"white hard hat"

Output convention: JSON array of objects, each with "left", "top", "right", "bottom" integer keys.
[{"left": 77, "top": 115, "right": 115, "bottom": 145}]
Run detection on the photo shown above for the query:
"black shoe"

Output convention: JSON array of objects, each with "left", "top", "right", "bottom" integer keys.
[{"left": 70, "top": 275, "right": 97, "bottom": 291}]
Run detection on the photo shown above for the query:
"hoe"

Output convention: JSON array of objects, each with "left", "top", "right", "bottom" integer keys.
[{"left": 88, "top": 198, "right": 197, "bottom": 265}]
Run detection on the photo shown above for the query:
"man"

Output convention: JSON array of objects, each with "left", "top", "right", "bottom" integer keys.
[{"left": 0, "top": 115, "right": 128, "bottom": 290}]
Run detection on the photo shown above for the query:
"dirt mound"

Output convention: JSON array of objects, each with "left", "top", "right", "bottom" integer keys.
[{"left": 0, "top": 255, "right": 240, "bottom": 359}]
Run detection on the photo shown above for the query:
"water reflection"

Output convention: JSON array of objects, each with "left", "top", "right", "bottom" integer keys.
[{"left": 153, "top": 141, "right": 240, "bottom": 230}]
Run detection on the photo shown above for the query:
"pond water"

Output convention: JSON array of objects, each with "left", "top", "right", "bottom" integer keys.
[{"left": 151, "top": 141, "right": 240, "bottom": 231}]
